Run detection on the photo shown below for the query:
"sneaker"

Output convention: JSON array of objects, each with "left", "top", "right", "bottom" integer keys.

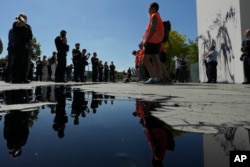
[{"left": 143, "top": 78, "right": 154, "bottom": 84}]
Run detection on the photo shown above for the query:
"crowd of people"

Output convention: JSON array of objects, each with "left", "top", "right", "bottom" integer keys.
[{"left": 0, "top": 14, "right": 117, "bottom": 83}]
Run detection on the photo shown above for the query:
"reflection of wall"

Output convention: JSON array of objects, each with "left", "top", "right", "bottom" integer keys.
[
  {"left": 203, "top": 127, "right": 250, "bottom": 167},
  {"left": 196, "top": 0, "right": 250, "bottom": 83}
]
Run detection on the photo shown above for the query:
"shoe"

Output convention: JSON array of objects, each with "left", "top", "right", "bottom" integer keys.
[
  {"left": 23, "top": 79, "right": 31, "bottom": 83},
  {"left": 143, "top": 78, "right": 154, "bottom": 84},
  {"left": 242, "top": 81, "right": 250, "bottom": 84},
  {"left": 153, "top": 78, "right": 161, "bottom": 84}
]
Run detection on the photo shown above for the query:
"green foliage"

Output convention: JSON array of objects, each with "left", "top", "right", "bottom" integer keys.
[
  {"left": 31, "top": 37, "right": 41, "bottom": 61},
  {"left": 162, "top": 30, "right": 198, "bottom": 77}
]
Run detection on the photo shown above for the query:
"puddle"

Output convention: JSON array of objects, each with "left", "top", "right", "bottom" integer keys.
[{"left": 0, "top": 86, "right": 249, "bottom": 167}]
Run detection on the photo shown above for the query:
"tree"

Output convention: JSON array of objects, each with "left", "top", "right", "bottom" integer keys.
[
  {"left": 31, "top": 37, "right": 41, "bottom": 61},
  {"left": 162, "top": 30, "right": 198, "bottom": 78}
]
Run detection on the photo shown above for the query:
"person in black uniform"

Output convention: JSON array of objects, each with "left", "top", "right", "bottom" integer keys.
[
  {"left": 72, "top": 43, "right": 83, "bottom": 82},
  {"left": 55, "top": 30, "right": 69, "bottom": 82},
  {"left": 109, "top": 61, "right": 116, "bottom": 82},
  {"left": 11, "top": 13, "right": 33, "bottom": 83},
  {"left": 240, "top": 29, "right": 250, "bottom": 84},
  {"left": 91, "top": 52, "right": 99, "bottom": 82}
]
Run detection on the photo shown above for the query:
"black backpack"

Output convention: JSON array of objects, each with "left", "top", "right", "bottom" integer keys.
[{"left": 162, "top": 20, "right": 171, "bottom": 43}]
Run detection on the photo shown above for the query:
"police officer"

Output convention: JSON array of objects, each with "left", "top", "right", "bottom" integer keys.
[
  {"left": 55, "top": 30, "right": 69, "bottom": 82},
  {"left": 204, "top": 45, "right": 218, "bottom": 83},
  {"left": 240, "top": 29, "right": 250, "bottom": 84},
  {"left": 72, "top": 43, "right": 83, "bottom": 82},
  {"left": 11, "top": 13, "right": 33, "bottom": 83}
]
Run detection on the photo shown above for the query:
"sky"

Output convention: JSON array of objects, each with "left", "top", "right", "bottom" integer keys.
[{"left": 0, "top": 0, "right": 197, "bottom": 71}]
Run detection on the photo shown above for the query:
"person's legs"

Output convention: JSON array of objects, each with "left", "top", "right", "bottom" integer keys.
[{"left": 143, "top": 54, "right": 153, "bottom": 78}]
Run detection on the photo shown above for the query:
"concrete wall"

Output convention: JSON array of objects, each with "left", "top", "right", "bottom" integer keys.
[{"left": 196, "top": 0, "right": 250, "bottom": 83}]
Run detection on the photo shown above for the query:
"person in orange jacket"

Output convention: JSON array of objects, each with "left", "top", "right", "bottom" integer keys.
[{"left": 142, "top": 2, "right": 164, "bottom": 84}]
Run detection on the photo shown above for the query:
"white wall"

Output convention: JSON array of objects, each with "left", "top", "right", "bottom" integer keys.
[{"left": 196, "top": 0, "right": 250, "bottom": 83}]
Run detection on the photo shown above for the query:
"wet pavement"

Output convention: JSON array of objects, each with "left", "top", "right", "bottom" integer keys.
[{"left": 0, "top": 81, "right": 249, "bottom": 167}]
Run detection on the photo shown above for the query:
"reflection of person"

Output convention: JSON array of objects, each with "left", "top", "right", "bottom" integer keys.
[
  {"left": 204, "top": 45, "right": 218, "bottom": 83},
  {"left": 4, "top": 110, "right": 30, "bottom": 158},
  {"left": 240, "top": 29, "right": 250, "bottom": 84},
  {"left": 55, "top": 30, "right": 69, "bottom": 83},
  {"left": 133, "top": 101, "right": 175, "bottom": 167},
  {"left": 53, "top": 86, "right": 68, "bottom": 138},
  {"left": 71, "top": 91, "right": 88, "bottom": 125},
  {"left": 3, "top": 90, "right": 31, "bottom": 158}
]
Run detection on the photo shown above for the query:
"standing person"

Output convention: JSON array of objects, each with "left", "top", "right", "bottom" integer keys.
[
  {"left": 174, "top": 56, "right": 180, "bottom": 82},
  {"left": 142, "top": 2, "right": 164, "bottom": 84},
  {"left": 91, "top": 52, "right": 99, "bottom": 82},
  {"left": 204, "top": 45, "right": 218, "bottom": 83},
  {"left": 179, "top": 54, "right": 189, "bottom": 83},
  {"left": 55, "top": 30, "right": 69, "bottom": 83},
  {"left": 98, "top": 60, "right": 104, "bottom": 82},
  {"left": 82, "top": 49, "right": 90, "bottom": 82},
  {"left": 104, "top": 61, "right": 109, "bottom": 82},
  {"left": 11, "top": 13, "right": 33, "bottom": 83},
  {"left": 49, "top": 51, "right": 57, "bottom": 81},
  {"left": 42, "top": 55, "right": 49, "bottom": 81},
  {"left": 5, "top": 28, "right": 15, "bottom": 82},
  {"left": 36, "top": 57, "right": 43, "bottom": 81},
  {"left": 240, "top": 29, "right": 250, "bottom": 84},
  {"left": 109, "top": 61, "right": 116, "bottom": 82},
  {"left": 0, "top": 38, "right": 2, "bottom": 55},
  {"left": 72, "top": 43, "right": 83, "bottom": 82}
]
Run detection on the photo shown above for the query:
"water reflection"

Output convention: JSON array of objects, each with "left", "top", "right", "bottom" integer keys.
[
  {"left": 0, "top": 86, "right": 249, "bottom": 167},
  {"left": 133, "top": 100, "right": 175, "bottom": 167},
  {"left": 53, "top": 86, "right": 68, "bottom": 138},
  {"left": 3, "top": 89, "right": 38, "bottom": 158}
]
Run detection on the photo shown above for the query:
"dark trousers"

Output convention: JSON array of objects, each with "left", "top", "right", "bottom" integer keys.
[
  {"left": 110, "top": 71, "right": 115, "bottom": 82},
  {"left": 12, "top": 48, "right": 29, "bottom": 83},
  {"left": 55, "top": 53, "right": 66, "bottom": 82},
  {"left": 74, "top": 62, "right": 83, "bottom": 81},
  {"left": 243, "top": 56, "right": 250, "bottom": 82},
  {"left": 92, "top": 66, "right": 98, "bottom": 82},
  {"left": 207, "top": 61, "right": 217, "bottom": 82}
]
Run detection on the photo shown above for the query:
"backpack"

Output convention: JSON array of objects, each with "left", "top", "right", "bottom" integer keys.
[{"left": 162, "top": 20, "right": 171, "bottom": 43}]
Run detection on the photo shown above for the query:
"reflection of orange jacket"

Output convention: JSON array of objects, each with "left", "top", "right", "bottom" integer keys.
[{"left": 143, "top": 13, "right": 164, "bottom": 44}]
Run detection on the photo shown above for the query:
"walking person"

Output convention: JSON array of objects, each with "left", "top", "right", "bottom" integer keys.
[
  {"left": 204, "top": 45, "right": 218, "bottom": 83},
  {"left": 240, "top": 29, "right": 250, "bottom": 84},
  {"left": 55, "top": 30, "right": 69, "bottom": 83},
  {"left": 142, "top": 2, "right": 164, "bottom": 84},
  {"left": 11, "top": 13, "right": 33, "bottom": 83}
]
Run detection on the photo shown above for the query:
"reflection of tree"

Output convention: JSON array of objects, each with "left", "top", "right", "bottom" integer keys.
[
  {"left": 53, "top": 86, "right": 68, "bottom": 138},
  {"left": 133, "top": 100, "right": 175, "bottom": 167},
  {"left": 198, "top": 7, "right": 237, "bottom": 82}
]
